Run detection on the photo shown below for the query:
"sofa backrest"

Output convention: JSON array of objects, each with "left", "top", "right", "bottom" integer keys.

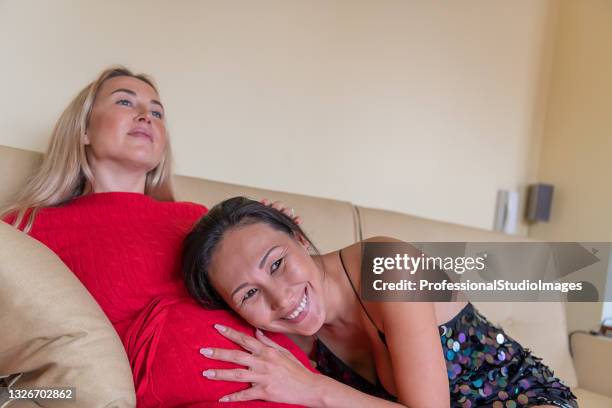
[
  {"left": 358, "top": 205, "right": 578, "bottom": 387},
  {"left": 174, "top": 175, "right": 358, "bottom": 253},
  {"left": 0, "top": 146, "right": 358, "bottom": 253}
]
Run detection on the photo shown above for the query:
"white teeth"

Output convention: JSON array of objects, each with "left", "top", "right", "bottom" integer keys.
[{"left": 285, "top": 293, "right": 308, "bottom": 320}]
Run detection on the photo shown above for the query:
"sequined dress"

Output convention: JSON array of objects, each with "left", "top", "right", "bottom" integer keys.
[
  {"left": 439, "top": 303, "right": 577, "bottom": 407},
  {"left": 311, "top": 252, "right": 578, "bottom": 407}
]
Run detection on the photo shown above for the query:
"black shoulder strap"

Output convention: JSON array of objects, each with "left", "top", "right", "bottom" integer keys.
[{"left": 338, "top": 249, "right": 387, "bottom": 346}]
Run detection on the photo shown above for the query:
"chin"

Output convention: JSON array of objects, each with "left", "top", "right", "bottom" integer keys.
[
  {"left": 307, "top": 314, "right": 326, "bottom": 335},
  {"left": 299, "top": 323, "right": 323, "bottom": 337},
  {"left": 280, "top": 311, "right": 325, "bottom": 337},
  {"left": 122, "top": 155, "right": 162, "bottom": 173}
]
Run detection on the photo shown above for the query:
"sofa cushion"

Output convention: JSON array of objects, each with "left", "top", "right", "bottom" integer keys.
[
  {"left": 0, "top": 146, "right": 41, "bottom": 209},
  {"left": 573, "top": 388, "right": 612, "bottom": 408},
  {"left": 0, "top": 221, "right": 136, "bottom": 407},
  {"left": 571, "top": 332, "right": 612, "bottom": 397}
]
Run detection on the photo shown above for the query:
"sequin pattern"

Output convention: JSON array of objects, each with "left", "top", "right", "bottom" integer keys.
[
  {"left": 443, "top": 304, "right": 577, "bottom": 408},
  {"left": 312, "top": 303, "right": 577, "bottom": 407}
]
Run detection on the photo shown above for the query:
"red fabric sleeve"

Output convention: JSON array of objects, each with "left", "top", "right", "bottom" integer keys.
[{"left": 2, "top": 211, "right": 17, "bottom": 225}]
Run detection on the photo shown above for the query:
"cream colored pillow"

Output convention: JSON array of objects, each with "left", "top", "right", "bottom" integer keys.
[{"left": 0, "top": 222, "right": 135, "bottom": 407}]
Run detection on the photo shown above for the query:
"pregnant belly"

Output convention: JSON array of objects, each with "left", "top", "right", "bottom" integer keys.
[{"left": 125, "top": 296, "right": 312, "bottom": 408}]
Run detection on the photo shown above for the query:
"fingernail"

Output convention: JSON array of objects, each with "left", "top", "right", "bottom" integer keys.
[
  {"left": 219, "top": 396, "right": 229, "bottom": 402},
  {"left": 202, "top": 370, "right": 215, "bottom": 378},
  {"left": 214, "top": 324, "right": 227, "bottom": 333},
  {"left": 200, "top": 348, "right": 213, "bottom": 357},
  {"left": 255, "top": 328, "right": 263, "bottom": 336}
]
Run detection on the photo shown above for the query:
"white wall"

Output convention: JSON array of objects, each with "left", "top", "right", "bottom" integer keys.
[{"left": 0, "top": 0, "right": 556, "bottom": 231}]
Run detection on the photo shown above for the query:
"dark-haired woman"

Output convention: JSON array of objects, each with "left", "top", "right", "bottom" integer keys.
[{"left": 183, "top": 197, "right": 577, "bottom": 408}]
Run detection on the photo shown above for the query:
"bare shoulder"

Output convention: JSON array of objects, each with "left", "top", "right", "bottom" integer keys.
[
  {"left": 338, "top": 236, "right": 434, "bottom": 322},
  {"left": 337, "top": 236, "right": 406, "bottom": 324}
]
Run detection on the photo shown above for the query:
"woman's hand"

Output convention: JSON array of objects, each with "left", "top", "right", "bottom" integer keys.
[
  {"left": 200, "top": 324, "right": 321, "bottom": 405},
  {"left": 261, "top": 199, "right": 302, "bottom": 225}
]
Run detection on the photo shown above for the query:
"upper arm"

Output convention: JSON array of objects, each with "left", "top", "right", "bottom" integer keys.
[
  {"left": 346, "top": 236, "right": 450, "bottom": 406},
  {"left": 380, "top": 301, "right": 450, "bottom": 407}
]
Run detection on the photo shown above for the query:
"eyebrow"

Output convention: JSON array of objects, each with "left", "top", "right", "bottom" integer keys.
[
  {"left": 259, "top": 245, "right": 280, "bottom": 269},
  {"left": 230, "top": 246, "right": 280, "bottom": 300},
  {"left": 111, "top": 88, "right": 164, "bottom": 110}
]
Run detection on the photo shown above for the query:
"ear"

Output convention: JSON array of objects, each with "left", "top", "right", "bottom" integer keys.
[
  {"left": 295, "top": 233, "right": 311, "bottom": 251},
  {"left": 82, "top": 132, "right": 90, "bottom": 145}
]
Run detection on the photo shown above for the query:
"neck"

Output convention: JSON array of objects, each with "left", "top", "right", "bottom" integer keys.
[
  {"left": 88, "top": 160, "right": 148, "bottom": 194},
  {"left": 315, "top": 252, "right": 360, "bottom": 332}
]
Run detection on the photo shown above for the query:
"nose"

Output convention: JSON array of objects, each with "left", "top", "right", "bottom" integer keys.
[
  {"left": 135, "top": 108, "right": 152, "bottom": 124},
  {"left": 270, "top": 294, "right": 290, "bottom": 312},
  {"left": 269, "top": 287, "right": 295, "bottom": 313}
]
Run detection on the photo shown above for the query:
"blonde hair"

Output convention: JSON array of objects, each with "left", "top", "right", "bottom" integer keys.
[{"left": 1, "top": 66, "right": 175, "bottom": 233}]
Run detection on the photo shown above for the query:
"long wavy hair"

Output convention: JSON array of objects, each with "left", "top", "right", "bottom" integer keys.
[{"left": 1, "top": 66, "right": 175, "bottom": 233}]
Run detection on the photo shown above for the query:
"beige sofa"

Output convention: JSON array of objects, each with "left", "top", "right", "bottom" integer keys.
[{"left": 1, "top": 145, "right": 610, "bottom": 407}]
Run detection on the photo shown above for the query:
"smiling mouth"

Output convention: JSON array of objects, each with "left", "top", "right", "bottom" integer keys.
[{"left": 282, "top": 288, "right": 309, "bottom": 321}]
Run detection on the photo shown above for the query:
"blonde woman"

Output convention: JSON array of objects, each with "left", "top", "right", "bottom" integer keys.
[{"left": 2, "top": 66, "right": 310, "bottom": 407}]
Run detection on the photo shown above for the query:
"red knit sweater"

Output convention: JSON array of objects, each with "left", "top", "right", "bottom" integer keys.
[{"left": 5, "top": 192, "right": 310, "bottom": 407}]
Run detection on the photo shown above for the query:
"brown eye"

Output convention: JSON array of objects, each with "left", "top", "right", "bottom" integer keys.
[
  {"left": 243, "top": 288, "right": 258, "bottom": 302},
  {"left": 271, "top": 258, "right": 283, "bottom": 273}
]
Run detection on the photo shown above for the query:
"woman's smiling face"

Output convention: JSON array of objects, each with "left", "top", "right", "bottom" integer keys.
[{"left": 209, "top": 222, "right": 326, "bottom": 336}]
